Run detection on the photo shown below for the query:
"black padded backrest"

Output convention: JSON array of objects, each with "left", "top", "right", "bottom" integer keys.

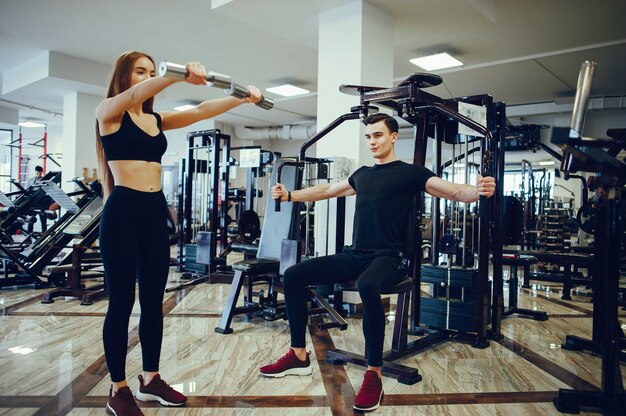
[{"left": 257, "top": 159, "right": 300, "bottom": 260}]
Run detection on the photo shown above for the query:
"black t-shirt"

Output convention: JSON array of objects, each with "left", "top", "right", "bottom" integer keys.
[{"left": 347, "top": 160, "right": 436, "bottom": 252}]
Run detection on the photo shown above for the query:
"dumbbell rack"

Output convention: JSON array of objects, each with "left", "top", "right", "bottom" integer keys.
[
  {"left": 541, "top": 200, "right": 571, "bottom": 250},
  {"left": 537, "top": 200, "right": 572, "bottom": 270}
]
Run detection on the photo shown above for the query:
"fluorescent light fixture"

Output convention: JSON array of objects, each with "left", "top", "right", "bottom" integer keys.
[
  {"left": 538, "top": 161, "right": 555, "bottom": 166},
  {"left": 18, "top": 121, "right": 46, "bottom": 128},
  {"left": 174, "top": 104, "right": 197, "bottom": 111},
  {"left": 410, "top": 53, "right": 463, "bottom": 71},
  {"left": 266, "top": 84, "right": 309, "bottom": 97}
]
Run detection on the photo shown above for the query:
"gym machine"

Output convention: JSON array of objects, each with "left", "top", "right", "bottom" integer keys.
[
  {"left": 551, "top": 61, "right": 625, "bottom": 416},
  {"left": 214, "top": 157, "right": 300, "bottom": 333},
  {"left": 413, "top": 92, "right": 500, "bottom": 349},
  {"left": 0, "top": 171, "right": 61, "bottom": 241},
  {"left": 223, "top": 146, "right": 274, "bottom": 249},
  {"left": 173, "top": 129, "right": 232, "bottom": 288},
  {"left": 275, "top": 73, "right": 501, "bottom": 383},
  {"left": 40, "top": 182, "right": 104, "bottom": 305},
  {"left": 0, "top": 178, "right": 103, "bottom": 289}
]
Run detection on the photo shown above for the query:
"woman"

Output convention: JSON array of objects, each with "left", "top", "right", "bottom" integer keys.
[{"left": 96, "top": 50, "right": 261, "bottom": 416}]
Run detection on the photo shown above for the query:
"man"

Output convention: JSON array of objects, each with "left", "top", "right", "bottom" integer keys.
[
  {"left": 260, "top": 113, "right": 496, "bottom": 412},
  {"left": 25, "top": 166, "right": 57, "bottom": 235},
  {"left": 26, "top": 165, "right": 43, "bottom": 188}
]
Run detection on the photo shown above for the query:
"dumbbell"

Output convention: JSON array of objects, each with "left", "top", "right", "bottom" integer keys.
[{"left": 158, "top": 61, "right": 274, "bottom": 110}]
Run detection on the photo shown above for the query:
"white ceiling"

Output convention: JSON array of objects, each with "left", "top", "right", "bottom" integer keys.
[{"left": 1, "top": 0, "right": 625, "bottom": 132}]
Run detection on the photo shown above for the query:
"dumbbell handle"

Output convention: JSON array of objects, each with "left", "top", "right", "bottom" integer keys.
[{"left": 158, "top": 61, "right": 274, "bottom": 110}]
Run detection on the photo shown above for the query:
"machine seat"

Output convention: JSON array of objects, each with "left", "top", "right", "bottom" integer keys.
[
  {"left": 231, "top": 258, "right": 279, "bottom": 273},
  {"left": 230, "top": 242, "right": 259, "bottom": 256},
  {"left": 338, "top": 277, "right": 414, "bottom": 294}
]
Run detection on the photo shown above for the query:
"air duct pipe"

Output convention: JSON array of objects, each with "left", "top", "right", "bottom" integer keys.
[{"left": 234, "top": 124, "right": 317, "bottom": 141}]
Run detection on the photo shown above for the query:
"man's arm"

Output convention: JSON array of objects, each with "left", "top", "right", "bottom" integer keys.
[
  {"left": 425, "top": 175, "right": 495, "bottom": 203},
  {"left": 272, "top": 179, "right": 355, "bottom": 203}
]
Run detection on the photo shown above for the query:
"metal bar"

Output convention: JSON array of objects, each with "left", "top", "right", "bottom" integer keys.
[
  {"left": 210, "top": 131, "right": 221, "bottom": 256},
  {"left": 463, "top": 136, "right": 468, "bottom": 267},
  {"left": 411, "top": 113, "right": 428, "bottom": 332},
  {"left": 184, "top": 132, "right": 194, "bottom": 244},
  {"left": 219, "top": 133, "right": 231, "bottom": 251},
  {"left": 177, "top": 158, "right": 186, "bottom": 271},
  {"left": 432, "top": 123, "right": 442, "bottom": 264},
  {"left": 489, "top": 101, "right": 506, "bottom": 339},
  {"left": 570, "top": 61, "right": 597, "bottom": 138},
  {"left": 441, "top": 146, "right": 481, "bottom": 169},
  {"left": 276, "top": 111, "right": 360, "bottom": 211},
  {"left": 537, "top": 143, "right": 563, "bottom": 161},
  {"left": 298, "top": 112, "right": 361, "bottom": 161},
  {"left": 360, "top": 85, "right": 412, "bottom": 103}
]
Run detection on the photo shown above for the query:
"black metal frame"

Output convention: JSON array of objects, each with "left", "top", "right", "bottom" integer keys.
[
  {"left": 407, "top": 94, "right": 499, "bottom": 351},
  {"left": 550, "top": 62, "right": 625, "bottom": 415},
  {"left": 494, "top": 255, "right": 548, "bottom": 331},
  {"left": 183, "top": 129, "right": 230, "bottom": 251},
  {"left": 325, "top": 278, "right": 421, "bottom": 385},
  {"left": 174, "top": 129, "right": 232, "bottom": 288},
  {"left": 215, "top": 159, "right": 301, "bottom": 334},
  {"left": 276, "top": 74, "right": 503, "bottom": 384}
]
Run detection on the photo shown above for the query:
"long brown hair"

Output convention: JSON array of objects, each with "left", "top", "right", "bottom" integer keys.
[{"left": 96, "top": 51, "right": 156, "bottom": 199}]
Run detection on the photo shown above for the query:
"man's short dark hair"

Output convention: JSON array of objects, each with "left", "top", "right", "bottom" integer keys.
[
  {"left": 363, "top": 113, "right": 399, "bottom": 134},
  {"left": 35, "top": 165, "right": 43, "bottom": 173}
]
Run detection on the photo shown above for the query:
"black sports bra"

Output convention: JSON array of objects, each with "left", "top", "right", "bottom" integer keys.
[{"left": 100, "top": 111, "right": 167, "bottom": 163}]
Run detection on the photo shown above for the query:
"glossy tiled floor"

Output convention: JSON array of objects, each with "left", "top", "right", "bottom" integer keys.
[{"left": 0, "top": 270, "right": 624, "bottom": 415}]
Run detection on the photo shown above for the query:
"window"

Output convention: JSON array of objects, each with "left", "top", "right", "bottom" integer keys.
[{"left": 0, "top": 129, "right": 14, "bottom": 193}]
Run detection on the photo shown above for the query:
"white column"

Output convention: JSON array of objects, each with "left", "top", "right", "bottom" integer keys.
[
  {"left": 314, "top": 0, "right": 394, "bottom": 255},
  {"left": 62, "top": 92, "right": 100, "bottom": 193}
]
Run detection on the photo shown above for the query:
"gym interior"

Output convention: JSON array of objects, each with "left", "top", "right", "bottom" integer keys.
[{"left": 1, "top": 1, "right": 625, "bottom": 415}]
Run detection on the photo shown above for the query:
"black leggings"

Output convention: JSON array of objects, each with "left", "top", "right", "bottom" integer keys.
[
  {"left": 100, "top": 186, "right": 170, "bottom": 382},
  {"left": 283, "top": 247, "right": 405, "bottom": 367}
]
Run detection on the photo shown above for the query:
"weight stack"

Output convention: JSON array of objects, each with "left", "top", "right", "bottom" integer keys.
[{"left": 420, "top": 264, "right": 489, "bottom": 333}]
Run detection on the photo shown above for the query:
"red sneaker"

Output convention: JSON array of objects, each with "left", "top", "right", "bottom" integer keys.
[
  {"left": 353, "top": 370, "right": 384, "bottom": 412},
  {"left": 135, "top": 374, "right": 187, "bottom": 406},
  {"left": 259, "top": 349, "right": 312, "bottom": 377},
  {"left": 105, "top": 386, "right": 144, "bottom": 416}
]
